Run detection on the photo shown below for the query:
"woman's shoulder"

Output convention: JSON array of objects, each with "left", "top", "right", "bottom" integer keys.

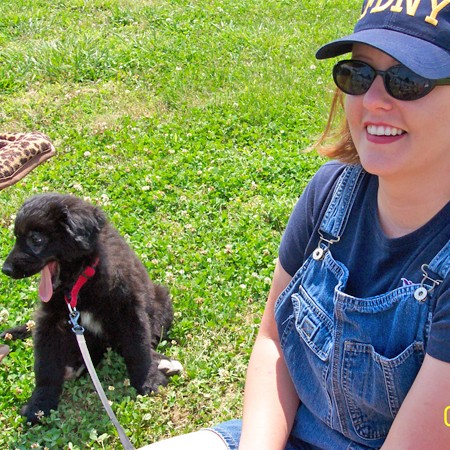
[
  {"left": 289, "top": 161, "right": 361, "bottom": 220},
  {"left": 301, "top": 161, "right": 350, "bottom": 209},
  {"left": 279, "top": 161, "right": 359, "bottom": 276},
  {"left": 312, "top": 160, "right": 347, "bottom": 180},
  {"left": 307, "top": 161, "right": 348, "bottom": 193}
]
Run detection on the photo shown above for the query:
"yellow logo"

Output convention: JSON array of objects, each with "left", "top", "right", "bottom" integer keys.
[
  {"left": 444, "top": 406, "right": 450, "bottom": 427},
  {"left": 360, "top": 0, "right": 450, "bottom": 26}
]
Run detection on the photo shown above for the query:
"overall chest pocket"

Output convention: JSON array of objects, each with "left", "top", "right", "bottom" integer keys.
[
  {"left": 275, "top": 255, "right": 338, "bottom": 363},
  {"left": 342, "top": 340, "right": 425, "bottom": 441},
  {"left": 291, "top": 287, "right": 334, "bottom": 362},
  {"left": 275, "top": 281, "right": 337, "bottom": 423},
  {"left": 339, "top": 291, "right": 431, "bottom": 444}
]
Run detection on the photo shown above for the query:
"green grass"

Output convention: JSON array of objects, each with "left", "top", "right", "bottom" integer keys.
[{"left": 0, "top": 0, "right": 358, "bottom": 448}]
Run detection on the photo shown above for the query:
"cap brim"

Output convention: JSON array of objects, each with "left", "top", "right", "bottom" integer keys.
[{"left": 316, "top": 29, "right": 450, "bottom": 79}]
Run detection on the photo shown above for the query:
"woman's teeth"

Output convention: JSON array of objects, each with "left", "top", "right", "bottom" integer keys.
[{"left": 367, "top": 125, "right": 405, "bottom": 136}]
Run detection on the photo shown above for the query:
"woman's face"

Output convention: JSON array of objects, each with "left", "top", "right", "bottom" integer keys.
[{"left": 345, "top": 44, "right": 450, "bottom": 182}]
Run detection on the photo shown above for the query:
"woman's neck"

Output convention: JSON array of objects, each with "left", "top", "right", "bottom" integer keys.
[{"left": 377, "top": 174, "right": 450, "bottom": 239}]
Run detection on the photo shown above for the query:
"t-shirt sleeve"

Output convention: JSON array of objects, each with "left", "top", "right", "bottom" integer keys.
[
  {"left": 427, "top": 281, "right": 450, "bottom": 362},
  {"left": 278, "top": 161, "right": 345, "bottom": 277}
]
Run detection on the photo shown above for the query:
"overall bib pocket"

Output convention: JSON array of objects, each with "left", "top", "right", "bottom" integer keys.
[
  {"left": 275, "top": 279, "right": 336, "bottom": 419},
  {"left": 342, "top": 340, "right": 425, "bottom": 441},
  {"left": 291, "top": 289, "right": 333, "bottom": 362}
]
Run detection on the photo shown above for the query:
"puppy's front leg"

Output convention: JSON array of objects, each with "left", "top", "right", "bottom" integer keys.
[
  {"left": 22, "top": 320, "right": 75, "bottom": 424},
  {"left": 1, "top": 324, "right": 32, "bottom": 340}
]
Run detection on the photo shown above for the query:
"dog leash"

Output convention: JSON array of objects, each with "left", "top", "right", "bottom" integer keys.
[{"left": 65, "top": 260, "right": 136, "bottom": 450}]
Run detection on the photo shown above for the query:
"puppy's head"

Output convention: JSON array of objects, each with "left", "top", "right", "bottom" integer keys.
[{"left": 2, "top": 194, "right": 106, "bottom": 298}]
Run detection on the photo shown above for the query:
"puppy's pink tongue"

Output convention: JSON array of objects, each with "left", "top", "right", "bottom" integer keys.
[{"left": 39, "top": 264, "right": 54, "bottom": 302}]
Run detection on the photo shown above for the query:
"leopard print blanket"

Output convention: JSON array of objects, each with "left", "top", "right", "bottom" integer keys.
[{"left": 0, "top": 132, "right": 55, "bottom": 190}]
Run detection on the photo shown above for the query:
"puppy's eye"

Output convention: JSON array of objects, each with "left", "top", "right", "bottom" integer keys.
[{"left": 26, "top": 231, "right": 47, "bottom": 253}]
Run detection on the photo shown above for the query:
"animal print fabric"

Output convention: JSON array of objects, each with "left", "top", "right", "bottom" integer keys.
[{"left": 0, "top": 132, "right": 55, "bottom": 190}]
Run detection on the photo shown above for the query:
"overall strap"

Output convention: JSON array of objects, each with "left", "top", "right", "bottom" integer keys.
[
  {"left": 319, "top": 164, "right": 367, "bottom": 239},
  {"left": 428, "top": 239, "right": 450, "bottom": 279},
  {"left": 312, "top": 164, "right": 367, "bottom": 261},
  {"left": 413, "top": 239, "right": 450, "bottom": 303}
]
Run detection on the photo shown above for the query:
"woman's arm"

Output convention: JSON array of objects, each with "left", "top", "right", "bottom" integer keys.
[
  {"left": 238, "top": 260, "right": 299, "bottom": 450},
  {"left": 382, "top": 353, "right": 450, "bottom": 449}
]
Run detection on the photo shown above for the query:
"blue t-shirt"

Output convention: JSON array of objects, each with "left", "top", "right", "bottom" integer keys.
[{"left": 279, "top": 161, "right": 450, "bottom": 362}]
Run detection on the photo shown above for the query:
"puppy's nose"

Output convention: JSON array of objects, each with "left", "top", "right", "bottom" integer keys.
[{"left": 2, "top": 261, "right": 14, "bottom": 277}]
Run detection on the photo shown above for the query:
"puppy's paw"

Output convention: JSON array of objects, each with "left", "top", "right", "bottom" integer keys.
[
  {"left": 158, "top": 358, "right": 183, "bottom": 376},
  {"left": 137, "top": 366, "right": 170, "bottom": 395},
  {"left": 21, "top": 404, "right": 47, "bottom": 425},
  {"left": 21, "top": 402, "right": 55, "bottom": 425},
  {"left": 21, "top": 388, "right": 60, "bottom": 425},
  {"left": 1, "top": 324, "right": 31, "bottom": 340}
]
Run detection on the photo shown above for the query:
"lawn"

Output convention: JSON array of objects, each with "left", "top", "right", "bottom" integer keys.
[{"left": 0, "top": 0, "right": 358, "bottom": 448}]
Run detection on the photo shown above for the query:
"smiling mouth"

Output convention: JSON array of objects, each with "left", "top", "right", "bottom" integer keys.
[
  {"left": 366, "top": 125, "right": 406, "bottom": 136},
  {"left": 38, "top": 261, "right": 60, "bottom": 302}
]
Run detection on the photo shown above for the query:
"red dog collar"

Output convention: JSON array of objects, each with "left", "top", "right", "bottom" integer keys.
[{"left": 64, "top": 257, "right": 100, "bottom": 309}]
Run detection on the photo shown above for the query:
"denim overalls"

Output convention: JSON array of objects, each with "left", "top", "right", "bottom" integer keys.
[{"left": 274, "top": 164, "right": 450, "bottom": 449}]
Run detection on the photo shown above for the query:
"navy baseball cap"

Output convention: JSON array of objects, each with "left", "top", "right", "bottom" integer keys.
[{"left": 316, "top": 1, "right": 450, "bottom": 79}]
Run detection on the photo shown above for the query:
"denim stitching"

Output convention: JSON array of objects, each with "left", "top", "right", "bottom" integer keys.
[
  {"left": 341, "top": 340, "right": 425, "bottom": 440},
  {"left": 341, "top": 342, "right": 391, "bottom": 440},
  {"left": 206, "top": 425, "right": 239, "bottom": 450},
  {"left": 429, "top": 239, "right": 450, "bottom": 278},
  {"left": 320, "top": 165, "right": 366, "bottom": 239},
  {"left": 292, "top": 290, "right": 333, "bottom": 362}
]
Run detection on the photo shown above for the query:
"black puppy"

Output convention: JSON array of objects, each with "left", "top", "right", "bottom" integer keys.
[{"left": 1, "top": 193, "right": 180, "bottom": 424}]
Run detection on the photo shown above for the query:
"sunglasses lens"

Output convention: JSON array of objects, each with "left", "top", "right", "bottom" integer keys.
[
  {"left": 333, "top": 61, "right": 375, "bottom": 95},
  {"left": 385, "top": 66, "right": 434, "bottom": 100},
  {"left": 332, "top": 60, "right": 436, "bottom": 101}
]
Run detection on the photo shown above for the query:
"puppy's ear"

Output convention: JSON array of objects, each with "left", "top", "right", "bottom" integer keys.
[{"left": 62, "top": 205, "right": 107, "bottom": 250}]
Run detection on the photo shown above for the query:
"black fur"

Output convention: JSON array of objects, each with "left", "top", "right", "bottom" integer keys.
[{"left": 1, "top": 193, "right": 176, "bottom": 424}]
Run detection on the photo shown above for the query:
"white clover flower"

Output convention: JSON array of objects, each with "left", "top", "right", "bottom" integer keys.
[{"left": 0, "top": 309, "right": 9, "bottom": 324}]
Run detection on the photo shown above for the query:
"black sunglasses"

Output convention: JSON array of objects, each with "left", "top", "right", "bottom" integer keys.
[{"left": 333, "top": 59, "right": 450, "bottom": 101}]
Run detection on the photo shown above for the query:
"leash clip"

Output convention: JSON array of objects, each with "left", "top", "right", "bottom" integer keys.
[{"left": 68, "top": 308, "right": 84, "bottom": 335}]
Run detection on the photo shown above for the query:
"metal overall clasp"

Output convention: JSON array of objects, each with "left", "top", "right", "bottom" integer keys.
[
  {"left": 413, "top": 264, "right": 442, "bottom": 302},
  {"left": 312, "top": 231, "right": 341, "bottom": 261}
]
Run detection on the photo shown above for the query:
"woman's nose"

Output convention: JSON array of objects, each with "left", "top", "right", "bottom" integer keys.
[{"left": 362, "top": 75, "right": 393, "bottom": 111}]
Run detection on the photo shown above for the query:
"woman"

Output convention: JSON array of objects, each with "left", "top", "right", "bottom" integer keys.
[{"left": 140, "top": 1, "right": 450, "bottom": 449}]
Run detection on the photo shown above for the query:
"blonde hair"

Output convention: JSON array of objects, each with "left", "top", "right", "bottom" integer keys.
[{"left": 312, "top": 89, "right": 360, "bottom": 164}]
